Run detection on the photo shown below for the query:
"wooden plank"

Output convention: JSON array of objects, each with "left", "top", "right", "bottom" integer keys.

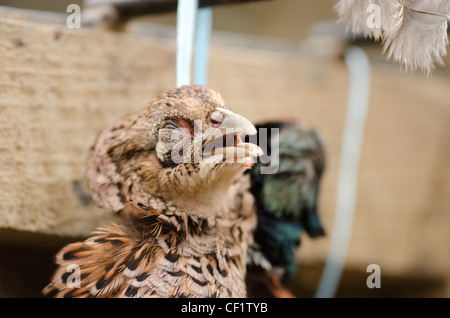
[
  {"left": 85, "top": 0, "right": 273, "bottom": 17},
  {"left": 0, "top": 15, "right": 176, "bottom": 237}
]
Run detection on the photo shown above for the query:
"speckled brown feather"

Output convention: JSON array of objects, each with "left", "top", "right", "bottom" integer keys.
[
  {"left": 44, "top": 86, "right": 258, "bottom": 298},
  {"left": 43, "top": 199, "right": 255, "bottom": 298}
]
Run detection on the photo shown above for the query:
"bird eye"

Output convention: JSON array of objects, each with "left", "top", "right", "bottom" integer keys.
[
  {"left": 163, "top": 123, "right": 177, "bottom": 130},
  {"left": 159, "top": 123, "right": 179, "bottom": 142}
]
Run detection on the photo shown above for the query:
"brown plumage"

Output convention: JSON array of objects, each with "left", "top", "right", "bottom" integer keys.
[{"left": 43, "top": 85, "right": 262, "bottom": 298}]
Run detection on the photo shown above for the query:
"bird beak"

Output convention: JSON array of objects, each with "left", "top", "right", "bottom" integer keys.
[
  {"left": 202, "top": 108, "right": 263, "bottom": 164},
  {"left": 217, "top": 107, "right": 257, "bottom": 136}
]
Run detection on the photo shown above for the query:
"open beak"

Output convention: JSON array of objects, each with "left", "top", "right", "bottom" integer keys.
[{"left": 202, "top": 108, "right": 263, "bottom": 165}]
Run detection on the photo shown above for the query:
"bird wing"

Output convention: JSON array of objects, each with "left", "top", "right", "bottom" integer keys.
[{"left": 42, "top": 221, "right": 158, "bottom": 298}]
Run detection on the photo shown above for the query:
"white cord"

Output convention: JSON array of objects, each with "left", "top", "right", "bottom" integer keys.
[{"left": 315, "top": 46, "right": 371, "bottom": 298}]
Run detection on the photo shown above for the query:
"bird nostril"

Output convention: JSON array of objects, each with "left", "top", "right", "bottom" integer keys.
[
  {"left": 210, "top": 110, "right": 224, "bottom": 126},
  {"left": 210, "top": 118, "right": 222, "bottom": 126}
]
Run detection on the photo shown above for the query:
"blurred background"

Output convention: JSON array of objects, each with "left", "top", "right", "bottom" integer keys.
[{"left": 0, "top": 0, "right": 449, "bottom": 297}]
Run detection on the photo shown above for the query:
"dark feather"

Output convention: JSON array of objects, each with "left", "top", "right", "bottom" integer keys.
[{"left": 247, "top": 120, "right": 326, "bottom": 284}]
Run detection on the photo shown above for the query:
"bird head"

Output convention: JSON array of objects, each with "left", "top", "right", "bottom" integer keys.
[{"left": 88, "top": 85, "right": 262, "bottom": 217}]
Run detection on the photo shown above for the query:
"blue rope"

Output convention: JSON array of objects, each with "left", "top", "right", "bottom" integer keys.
[
  {"left": 176, "top": 0, "right": 198, "bottom": 87},
  {"left": 194, "top": 7, "right": 213, "bottom": 85}
]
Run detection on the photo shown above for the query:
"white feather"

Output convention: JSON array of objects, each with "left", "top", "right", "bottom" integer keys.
[
  {"left": 335, "top": 0, "right": 403, "bottom": 40},
  {"left": 384, "top": 0, "right": 450, "bottom": 75},
  {"left": 335, "top": 0, "right": 450, "bottom": 75}
]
